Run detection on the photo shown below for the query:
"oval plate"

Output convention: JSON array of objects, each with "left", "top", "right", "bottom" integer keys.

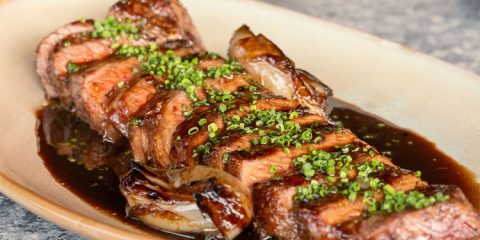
[{"left": 0, "top": 0, "right": 479, "bottom": 239}]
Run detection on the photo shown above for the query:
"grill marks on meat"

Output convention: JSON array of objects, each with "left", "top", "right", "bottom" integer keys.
[
  {"left": 67, "top": 57, "right": 140, "bottom": 140},
  {"left": 52, "top": 37, "right": 113, "bottom": 78},
  {"left": 105, "top": 56, "right": 228, "bottom": 146},
  {"left": 130, "top": 90, "right": 190, "bottom": 171},
  {"left": 338, "top": 185, "right": 480, "bottom": 239},
  {"left": 250, "top": 139, "right": 477, "bottom": 240},
  {"left": 227, "top": 130, "right": 358, "bottom": 189},
  {"left": 129, "top": 61, "right": 252, "bottom": 171},
  {"left": 105, "top": 75, "right": 158, "bottom": 137},
  {"left": 36, "top": 20, "right": 96, "bottom": 98},
  {"left": 227, "top": 25, "right": 480, "bottom": 239},
  {"left": 36, "top": 0, "right": 205, "bottom": 141},
  {"left": 37, "top": 0, "right": 204, "bottom": 100},
  {"left": 108, "top": 0, "right": 203, "bottom": 51},
  {"left": 36, "top": 1, "right": 480, "bottom": 238},
  {"left": 170, "top": 95, "right": 299, "bottom": 169},
  {"left": 295, "top": 172, "right": 425, "bottom": 239},
  {"left": 199, "top": 113, "right": 328, "bottom": 170},
  {"left": 252, "top": 153, "right": 424, "bottom": 239}
]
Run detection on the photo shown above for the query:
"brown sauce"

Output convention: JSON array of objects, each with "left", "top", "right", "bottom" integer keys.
[
  {"left": 36, "top": 106, "right": 193, "bottom": 240},
  {"left": 328, "top": 99, "right": 480, "bottom": 209},
  {"left": 36, "top": 99, "right": 480, "bottom": 239}
]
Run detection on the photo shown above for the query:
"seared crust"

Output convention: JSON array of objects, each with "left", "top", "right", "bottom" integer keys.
[
  {"left": 339, "top": 185, "right": 480, "bottom": 239},
  {"left": 105, "top": 75, "right": 158, "bottom": 137},
  {"left": 36, "top": 0, "right": 206, "bottom": 142},
  {"left": 35, "top": 2, "right": 480, "bottom": 238},
  {"left": 294, "top": 171, "right": 425, "bottom": 239},
  {"left": 226, "top": 130, "right": 358, "bottom": 189},
  {"left": 170, "top": 96, "right": 299, "bottom": 168},
  {"left": 253, "top": 176, "right": 307, "bottom": 240},
  {"left": 108, "top": 0, "right": 204, "bottom": 51},
  {"left": 68, "top": 57, "right": 139, "bottom": 141},
  {"left": 36, "top": 20, "right": 96, "bottom": 98},
  {"left": 130, "top": 90, "right": 190, "bottom": 170}
]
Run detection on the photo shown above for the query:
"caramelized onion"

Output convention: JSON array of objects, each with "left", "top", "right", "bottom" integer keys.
[
  {"left": 167, "top": 166, "right": 254, "bottom": 239},
  {"left": 119, "top": 163, "right": 218, "bottom": 234},
  {"left": 228, "top": 25, "right": 332, "bottom": 115}
]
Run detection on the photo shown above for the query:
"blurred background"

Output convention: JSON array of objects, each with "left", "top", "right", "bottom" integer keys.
[{"left": 1, "top": 0, "right": 479, "bottom": 239}]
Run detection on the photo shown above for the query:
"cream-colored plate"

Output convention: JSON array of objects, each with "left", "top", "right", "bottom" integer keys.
[{"left": 0, "top": 0, "right": 479, "bottom": 239}]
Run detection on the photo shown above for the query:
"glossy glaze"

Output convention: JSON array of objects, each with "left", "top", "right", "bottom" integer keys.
[{"left": 37, "top": 99, "right": 479, "bottom": 239}]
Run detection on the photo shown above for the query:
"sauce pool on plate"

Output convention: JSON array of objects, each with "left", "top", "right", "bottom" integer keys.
[{"left": 36, "top": 99, "right": 480, "bottom": 238}]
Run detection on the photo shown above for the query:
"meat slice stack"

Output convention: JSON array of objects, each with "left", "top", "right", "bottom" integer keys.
[
  {"left": 36, "top": 0, "right": 203, "bottom": 142},
  {"left": 36, "top": 0, "right": 480, "bottom": 239}
]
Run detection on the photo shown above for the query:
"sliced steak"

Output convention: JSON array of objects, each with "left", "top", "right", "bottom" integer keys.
[
  {"left": 108, "top": 0, "right": 204, "bottom": 51},
  {"left": 104, "top": 54, "right": 223, "bottom": 139},
  {"left": 170, "top": 96, "right": 299, "bottom": 168},
  {"left": 129, "top": 71, "right": 252, "bottom": 171},
  {"left": 339, "top": 185, "right": 480, "bottom": 239},
  {"left": 35, "top": 3, "right": 480, "bottom": 237},
  {"left": 252, "top": 175, "right": 307, "bottom": 240},
  {"left": 52, "top": 37, "right": 113, "bottom": 78},
  {"left": 250, "top": 140, "right": 416, "bottom": 240},
  {"left": 37, "top": 0, "right": 205, "bottom": 99},
  {"left": 67, "top": 57, "right": 139, "bottom": 141},
  {"left": 226, "top": 130, "right": 358, "bottom": 189},
  {"left": 253, "top": 170, "right": 424, "bottom": 240},
  {"left": 36, "top": 20, "right": 95, "bottom": 98},
  {"left": 294, "top": 171, "right": 425, "bottom": 239},
  {"left": 105, "top": 75, "right": 158, "bottom": 137},
  {"left": 200, "top": 113, "right": 329, "bottom": 169},
  {"left": 129, "top": 90, "right": 190, "bottom": 171}
]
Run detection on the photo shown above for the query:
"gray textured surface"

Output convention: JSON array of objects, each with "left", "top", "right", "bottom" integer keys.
[
  {"left": 257, "top": 0, "right": 480, "bottom": 74},
  {"left": 0, "top": 194, "right": 81, "bottom": 240},
  {"left": 1, "top": 0, "right": 479, "bottom": 239}
]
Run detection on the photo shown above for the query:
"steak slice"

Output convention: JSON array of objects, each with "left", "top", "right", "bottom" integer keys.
[
  {"left": 170, "top": 96, "right": 299, "bottom": 168},
  {"left": 129, "top": 90, "right": 191, "bottom": 171},
  {"left": 108, "top": 0, "right": 203, "bottom": 51},
  {"left": 250, "top": 140, "right": 422, "bottom": 240},
  {"left": 105, "top": 75, "right": 158, "bottom": 137},
  {"left": 252, "top": 175, "right": 307, "bottom": 240},
  {"left": 129, "top": 70, "right": 252, "bottom": 171},
  {"left": 294, "top": 171, "right": 425, "bottom": 240},
  {"left": 225, "top": 130, "right": 358, "bottom": 189},
  {"left": 36, "top": 20, "right": 96, "bottom": 98},
  {"left": 253, "top": 169, "right": 425, "bottom": 240},
  {"left": 36, "top": 0, "right": 205, "bottom": 98},
  {"left": 200, "top": 113, "right": 329, "bottom": 169},
  {"left": 104, "top": 54, "right": 228, "bottom": 140},
  {"left": 36, "top": 20, "right": 142, "bottom": 101},
  {"left": 67, "top": 57, "right": 140, "bottom": 141},
  {"left": 339, "top": 185, "right": 480, "bottom": 239}
]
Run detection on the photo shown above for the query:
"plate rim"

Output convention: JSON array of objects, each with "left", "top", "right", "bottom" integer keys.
[
  {"left": 0, "top": 173, "right": 161, "bottom": 240},
  {"left": 1, "top": 0, "right": 479, "bottom": 239}
]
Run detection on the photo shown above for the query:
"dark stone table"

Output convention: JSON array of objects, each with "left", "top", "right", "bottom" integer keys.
[{"left": 1, "top": 0, "right": 479, "bottom": 239}]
